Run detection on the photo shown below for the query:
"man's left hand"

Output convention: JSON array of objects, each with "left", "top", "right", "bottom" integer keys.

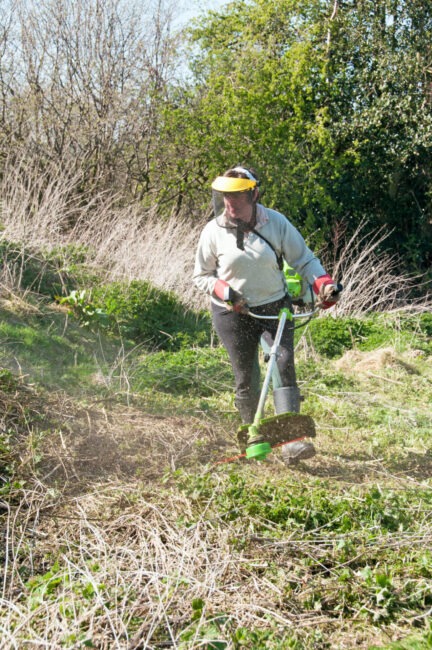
[{"left": 313, "top": 275, "right": 343, "bottom": 309}]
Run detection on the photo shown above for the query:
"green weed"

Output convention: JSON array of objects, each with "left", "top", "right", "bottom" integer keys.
[
  {"left": 178, "top": 598, "right": 228, "bottom": 649},
  {"left": 304, "top": 317, "right": 378, "bottom": 357},
  {"left": 73, "top": 280, "right": 213, "bottom": 350},
  {"left": 0, "top": 367, "right": 19, "bottom": 391},
  {"left": 175, "top": 472, "right": 430, "bottom": 536},
  {"left": 131, "top": 347, "right": 231, "bottom": 396},
  {"left": 58, "top": 289, "right": 110, "bottom": 331},
  {"left": 304, "top": 313, "right": 432, "bottom": 358}
]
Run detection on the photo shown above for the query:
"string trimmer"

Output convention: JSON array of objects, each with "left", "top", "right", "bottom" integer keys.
[{"left": 238, "top": 306, "right": 318, "bottom": 461}]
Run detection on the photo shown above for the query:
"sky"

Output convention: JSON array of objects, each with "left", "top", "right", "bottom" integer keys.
[{"left": 174, "top": 0, "right": 230, "bottom": 29}]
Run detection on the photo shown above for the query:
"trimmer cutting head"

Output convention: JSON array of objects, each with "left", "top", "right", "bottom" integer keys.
[{"left": 237, "top": 412, "right": 316, "bottom": 455}]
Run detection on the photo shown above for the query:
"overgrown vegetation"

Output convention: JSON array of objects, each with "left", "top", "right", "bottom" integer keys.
[
  {"left": 0, "top": 2, "right": 431, "bottom": 644},
  {"left": 305, "top": 312, "right": 432, "bottom": 358},
  {"left": 0, "top": 236, "right": 431, "bottom": 648},
  {"left": 0, "top": 1, "right": 431, "bottom": 278}
]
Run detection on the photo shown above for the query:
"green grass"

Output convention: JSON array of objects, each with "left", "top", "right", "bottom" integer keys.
[
  {"left": 0, "top": 239, "right": 97, "bottom": 297},
  {"left": 130, "top": 346, "right": 233, "bottom": 396},
  {"left": 303, "top": 312, "right": 432, "bottom": 357},
  {"left": 87, "top": 279, "right": 212, "bottom": 350},
  {"left": 1, "top": 254, "right": 432, "bottom": 649},
  {"left": 0, "top": 298, "right": 121, "bottom": 393}
]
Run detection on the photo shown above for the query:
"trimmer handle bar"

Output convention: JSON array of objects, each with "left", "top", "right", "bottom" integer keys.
[{"left": 247, "top": 307, "right": 319, "bottom": 321}]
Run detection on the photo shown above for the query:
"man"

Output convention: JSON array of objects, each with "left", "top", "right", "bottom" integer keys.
[{"left": 193, "top": 166, "right": 340, "bottom": 465}]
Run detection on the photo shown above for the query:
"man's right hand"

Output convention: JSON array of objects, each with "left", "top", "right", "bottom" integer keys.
[
  {"left": 214, "top": 279, "right": 249, "bottom": 314},
  {"left": 227, "top": 291, "right": 250, "bottom": 314},
  {"left": 312, "top": 275, "right": 343, "bottom": 309}
]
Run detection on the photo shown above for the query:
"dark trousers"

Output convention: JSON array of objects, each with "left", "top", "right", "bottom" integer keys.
[{"left": 212, "top": 296, "right": 296, "bottom": 415}]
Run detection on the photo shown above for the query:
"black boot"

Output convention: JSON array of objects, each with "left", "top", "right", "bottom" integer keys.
[
  {"left": 273, "top": 386, "right": 301, "bottom": 414},
  {"left": 273, "top": 386, "right": 316, "bottom": 465}
]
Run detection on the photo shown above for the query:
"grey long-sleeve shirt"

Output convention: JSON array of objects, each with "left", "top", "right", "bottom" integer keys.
[{"left": 193, "top": 204, "right": 326, "bottom": 308}]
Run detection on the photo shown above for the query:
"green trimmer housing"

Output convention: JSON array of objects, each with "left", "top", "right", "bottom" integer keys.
[{"left": 283, "top": 262, "right": 303, "bottom": 299}]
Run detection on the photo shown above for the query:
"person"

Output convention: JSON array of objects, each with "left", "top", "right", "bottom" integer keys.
[{"left": 193, "top": 166, "right": 341, "bottom": 465}]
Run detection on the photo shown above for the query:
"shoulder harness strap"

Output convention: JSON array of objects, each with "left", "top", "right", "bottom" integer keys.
[{"left": 251, "top": 228, "right": 284, "bottom": 270}]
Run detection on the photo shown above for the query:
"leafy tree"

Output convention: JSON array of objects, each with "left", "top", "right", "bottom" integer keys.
[
  {"left": 324, "top": 0, "right": 432, "bottom": 271},
  {"left": 161, "top": 0, "right": 432, "bottom": 273}
]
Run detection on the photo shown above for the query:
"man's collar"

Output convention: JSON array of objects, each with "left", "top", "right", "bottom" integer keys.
[{"left": 254, "top": 204, "right": 268, "bottom": 229}]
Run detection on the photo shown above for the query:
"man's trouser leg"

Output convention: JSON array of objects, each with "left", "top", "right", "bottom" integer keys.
[
  {"left": 212, "top": 304, "right": 261, "bottom": 424},
  {"left": 273, "top": 388, "right": 316, "bottom": 465},
  {"left": 234, "top": 356, "right": 261, "bottom": 423}
]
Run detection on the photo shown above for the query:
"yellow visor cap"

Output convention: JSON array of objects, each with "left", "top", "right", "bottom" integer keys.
[{"left": 211, "top": 176, "right": 256, "bottom": 192}]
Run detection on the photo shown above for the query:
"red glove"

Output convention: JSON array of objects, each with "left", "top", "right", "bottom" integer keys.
[
  {"left": 312, "top": 274, "right": 341, "bottom": 309},
  {"left": 214, "top": 279, "right": 249, "bottom": 314}
]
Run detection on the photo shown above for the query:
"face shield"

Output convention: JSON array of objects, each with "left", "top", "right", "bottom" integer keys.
[{"left": 211, "top": 176, "right": 257, "bottom": 226}]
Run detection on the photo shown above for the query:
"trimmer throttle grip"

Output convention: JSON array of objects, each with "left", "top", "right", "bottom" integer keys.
[{"left": 331, "top": 283, "right": 343, "bottom": 297}]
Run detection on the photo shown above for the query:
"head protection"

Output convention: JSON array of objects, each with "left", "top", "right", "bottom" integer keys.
[{"left": 211, "top": 167, "right": 259, "bottom": 221}]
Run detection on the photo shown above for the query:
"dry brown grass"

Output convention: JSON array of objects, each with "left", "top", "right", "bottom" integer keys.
[
  {"left": 1, "top": 156, "right": 430, "bottom": 316},
  {"left": 0, "top": 155, "right": 203, "bottom": 308},
  {"left": 334, "top": 347, "right": 421, "bottom": 375},
  {"left": 74, "top": 205, "right": 202, "bottom": 308},
  {"left": 1, "top": 479, "right": 347, "bottom": 649},
  {"left": 324, "top": 220, "right": 431, "bottom": 316}
]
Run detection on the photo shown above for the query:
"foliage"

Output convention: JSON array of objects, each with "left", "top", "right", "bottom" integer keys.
[
  {"left": 170, "top": 468, "right": 432, "bottom": 630},
  {"left": 175, "top": 471, "right": 429, "bottom": 534},
  {"left": 324, "top": 1, "right": 432, "bottom": 272},
  {"left": 178, "top": 598, "right": 228, "bottom": 649},
  {"left": 304, "top": 316, "right": 378, "bottom": 358},
  {"left": 58, "top": 290, "right": 110, "bottom": 331},
  {"left": 161, "top": 0, "right": 432, "bottom": 274},
  {"left": 302, "top": 311, "right": 432, "bottom": 358},
  {"left": 0, "top": 240, "right": 89, "bottom": 298},
  {"left": 87, "top": 280, "right": 212, "bottom": 350},
  {"left": 131, "top": 346, "right": 231, "bottom": 396},
  {"left": 57, "top": 279, "right": 213, "bottom": 351}
]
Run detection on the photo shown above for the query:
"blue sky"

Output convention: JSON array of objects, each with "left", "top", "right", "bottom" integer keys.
[{"left": 175, "top": 0, "right": 230, "bottom": 28}]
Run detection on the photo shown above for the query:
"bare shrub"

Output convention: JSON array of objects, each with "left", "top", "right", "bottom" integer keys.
[
  {"left": 0, "top": 154, "right": 109, "bottom": 246},
  {"left": 0, "top": 153, "right": 203, "bottom": 305},
  {"left": 72, "top": 203, "right": 203, "bottom": 308},
  {"left": 320, "top": 220, "right": 432, "bottom": 316},
  {"left": 1, "top": 155, "right": 430, "bottom": 314},
  {"left": 0, "top": 0, "right": 184, "bottom": 201}
]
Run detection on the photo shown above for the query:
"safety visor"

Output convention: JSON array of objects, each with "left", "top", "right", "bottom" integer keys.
[
  {"left": 211, "top": 176, "right": 257, "bottom": 193},
  {"left": 211, "top": 176, "right": 257, "bottom": 220}
]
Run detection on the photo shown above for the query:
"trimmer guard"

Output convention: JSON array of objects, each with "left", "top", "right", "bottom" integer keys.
[{"left": 237, "top": 412, "right": 316, "bottom": 454}]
